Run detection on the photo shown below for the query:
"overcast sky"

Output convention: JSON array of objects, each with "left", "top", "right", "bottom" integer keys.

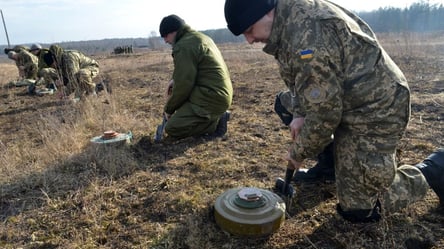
[{"left": 0, "top": 0, "right": 443, "bottom": 45}]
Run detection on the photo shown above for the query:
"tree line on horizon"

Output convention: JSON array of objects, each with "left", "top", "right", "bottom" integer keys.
[
  {"left": 169, "top": 1, "right": 444, "bottom": 46},
  {"left": 1, "top": 1, "right": 442, "bottom": 55},
  {"left": 358, "top": 1, "right": 444, "bottom": 33}
]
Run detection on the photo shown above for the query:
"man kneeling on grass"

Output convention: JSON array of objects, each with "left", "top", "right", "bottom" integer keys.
[{"left": 158, "top": 15, "right": 233, "bottom": 140}]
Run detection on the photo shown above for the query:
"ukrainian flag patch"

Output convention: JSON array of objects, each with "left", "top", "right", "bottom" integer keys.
[{"left": 300, "top": 49, "right": 314, "bottom": 59}]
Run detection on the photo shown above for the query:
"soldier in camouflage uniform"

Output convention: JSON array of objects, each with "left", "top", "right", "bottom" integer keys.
[
  {"left": 225, "top": 0, "right": 444, "bottom": 223},
  {"left": 7, "top": 45, "right": 39, "bottom": 83},
  {"left": 30, "top": 43, "right": 58, "bottom": 89},
  {"left": 44, "top": 44, "right": 99, "bottom": 100}
]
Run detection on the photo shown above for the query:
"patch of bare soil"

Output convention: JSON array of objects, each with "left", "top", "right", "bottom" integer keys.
[{"left": 0, "top": 40, "right": 442, "bottom": 249}]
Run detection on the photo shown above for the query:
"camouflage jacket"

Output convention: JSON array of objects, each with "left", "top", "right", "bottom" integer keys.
[
  {"left": 263, "top": 0, "right": 410, "bottom": 161},
  {"left": 15, "top": 49, "right": 39, "bottom": 74},
  {"left": 164, "top": 25, "right": 233, "bottom": 115},
  {"left": 50, "top": 45, "right": 99, "bottom": 84}
]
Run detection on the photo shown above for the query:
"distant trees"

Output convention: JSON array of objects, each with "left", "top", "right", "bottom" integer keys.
[
  {"left": 359, "top": 1, "right": 444, "bottom": 32},
  {"left": 202, "top": 29, "right": 245, "bottom": 44},
  {"left": 148, "top": 31, "right": 164, "bottom": 50},
  {"left": 58, "top": 38, "right": 149, "bottom": 55},
  {"left": 2, "top": 1, "right": 443, "bottom": 56}
]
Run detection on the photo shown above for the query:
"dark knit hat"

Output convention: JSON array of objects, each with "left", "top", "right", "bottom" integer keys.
[
  {"left": 224, "top": 0, "right": 277, "bottom": 36},
  {"left": 159, "top": 15, "right": 185, "bottom": 37}
]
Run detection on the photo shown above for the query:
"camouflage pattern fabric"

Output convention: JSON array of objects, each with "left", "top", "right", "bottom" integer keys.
[
  {"left": 39, "top": 68, "right": 59, "bottom": 86},
  {"left": 335, "top": 120, "right": 428, "bottom": 213},
  {"left": 36, "top": 48, "right": 52, "bottom": 74},
  {"left": 13, "top": 45, "right": 30, "bottom": 52},
  {"left": 276, "top": 90, "right": 304, "bottom": 119},
  {"left": 32, "top": 48, "right": 61, "bottom": 88},
  {"left": 50, "top": 45, "right": 99, "bottom": 98},
  {"left": 14, "top": 49, "right": 39, "bottom": 80},
  {"left": 263, "top": 0, "right": 428, "bottom": 212}
]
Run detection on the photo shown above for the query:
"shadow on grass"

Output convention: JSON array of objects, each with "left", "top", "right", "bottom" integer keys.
[
  {"left": 0, "top": 98, "right": 67, "bottom": 117},
  {"left": 0, "top": 135, "right": 208, "bottom": 223}
]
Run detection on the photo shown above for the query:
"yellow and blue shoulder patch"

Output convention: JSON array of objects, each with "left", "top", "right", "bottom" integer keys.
[{"left": 300, "top": 49, "right": 314, "bottom": 59}]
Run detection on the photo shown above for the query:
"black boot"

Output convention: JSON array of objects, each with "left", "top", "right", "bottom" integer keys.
[
  {"left": 415, "top": 148, "right": 444, "bottom": 206},
  {"left": 293, "top": 142, "right": 335, "bottom": 183},
  {"left": 203, "top": 111, "right": 230, "bottom": 140},
  {"left": 214, "top": 111, "right": 230, "bottom": 137},
  {"left": 336, "top": 201, "right": 381, "bottom": 223}
]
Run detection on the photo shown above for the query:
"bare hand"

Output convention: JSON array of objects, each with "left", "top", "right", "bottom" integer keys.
[
  {"left": 166, "top": 79, "right": 174, "bottom": 98},
  {"left": 289, "top": 117, "right": 305, "bottom": 141},
  {"left": 164, "top": 112, "right": 172, "bottom": 121},
  {"left": 284, "top": 150, "right": 303, "bottom": 170}
]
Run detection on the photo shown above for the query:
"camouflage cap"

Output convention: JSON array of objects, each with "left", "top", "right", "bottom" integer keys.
[{"left": 13, "top": 45, "right": 29, "bottom": 52}]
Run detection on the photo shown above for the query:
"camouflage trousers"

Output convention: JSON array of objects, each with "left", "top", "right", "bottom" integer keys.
[
  {"left": 335, "top": 131, "right": 429, "bottom": 213},
  {"left": 165, "top": 101, "right": 222, "bottom": 139},
  {"left": 42, "top": 66, "right": 99, "bottom": 98},
  {"left": 68, "top": 66, "right": 99, "bottom": 98},
  {"left": 277, "top": 89, "right": 429, "bottom": 213},
  {"left": 20, "top": 64, "right": 38, "bottom": 80},
  {"left": 39, "top": 68, "right": 59, "bottom": 86},
  {"left": 334, "top": 83, "right": 429, "bottom": 213}
]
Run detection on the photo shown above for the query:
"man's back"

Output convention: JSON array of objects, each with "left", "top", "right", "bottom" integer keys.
[{"left": 167, "top": 25, "right": 233, "bottom": 115}]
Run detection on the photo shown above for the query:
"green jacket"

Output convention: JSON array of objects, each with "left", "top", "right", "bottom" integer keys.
[{"left": 164, "top": 25, "right": 233, "bottom": 115}]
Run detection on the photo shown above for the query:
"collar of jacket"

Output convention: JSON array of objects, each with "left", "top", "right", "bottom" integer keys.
[
  {"left": 174, "top": 24, "right": 193, "bottom": 43},
  {"left": 262, "top": 0, "right": 286, "bottom": 56}
]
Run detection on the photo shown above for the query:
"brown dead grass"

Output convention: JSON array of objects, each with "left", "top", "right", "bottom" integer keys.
[{"left": 0, "top": 34, "right": 443, "bottom": 249}]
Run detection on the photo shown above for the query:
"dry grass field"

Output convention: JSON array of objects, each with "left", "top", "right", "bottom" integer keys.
[{"left": 0, "top": 34, "right": 443, "bottom": 249}]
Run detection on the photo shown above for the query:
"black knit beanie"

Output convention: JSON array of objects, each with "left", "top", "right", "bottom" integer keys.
[
  {"left": 224, "top": 0, "right": 277, "bottom": 36},
  {"left": 159, "top": 15, "right": 185, "bottom": 37}
]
